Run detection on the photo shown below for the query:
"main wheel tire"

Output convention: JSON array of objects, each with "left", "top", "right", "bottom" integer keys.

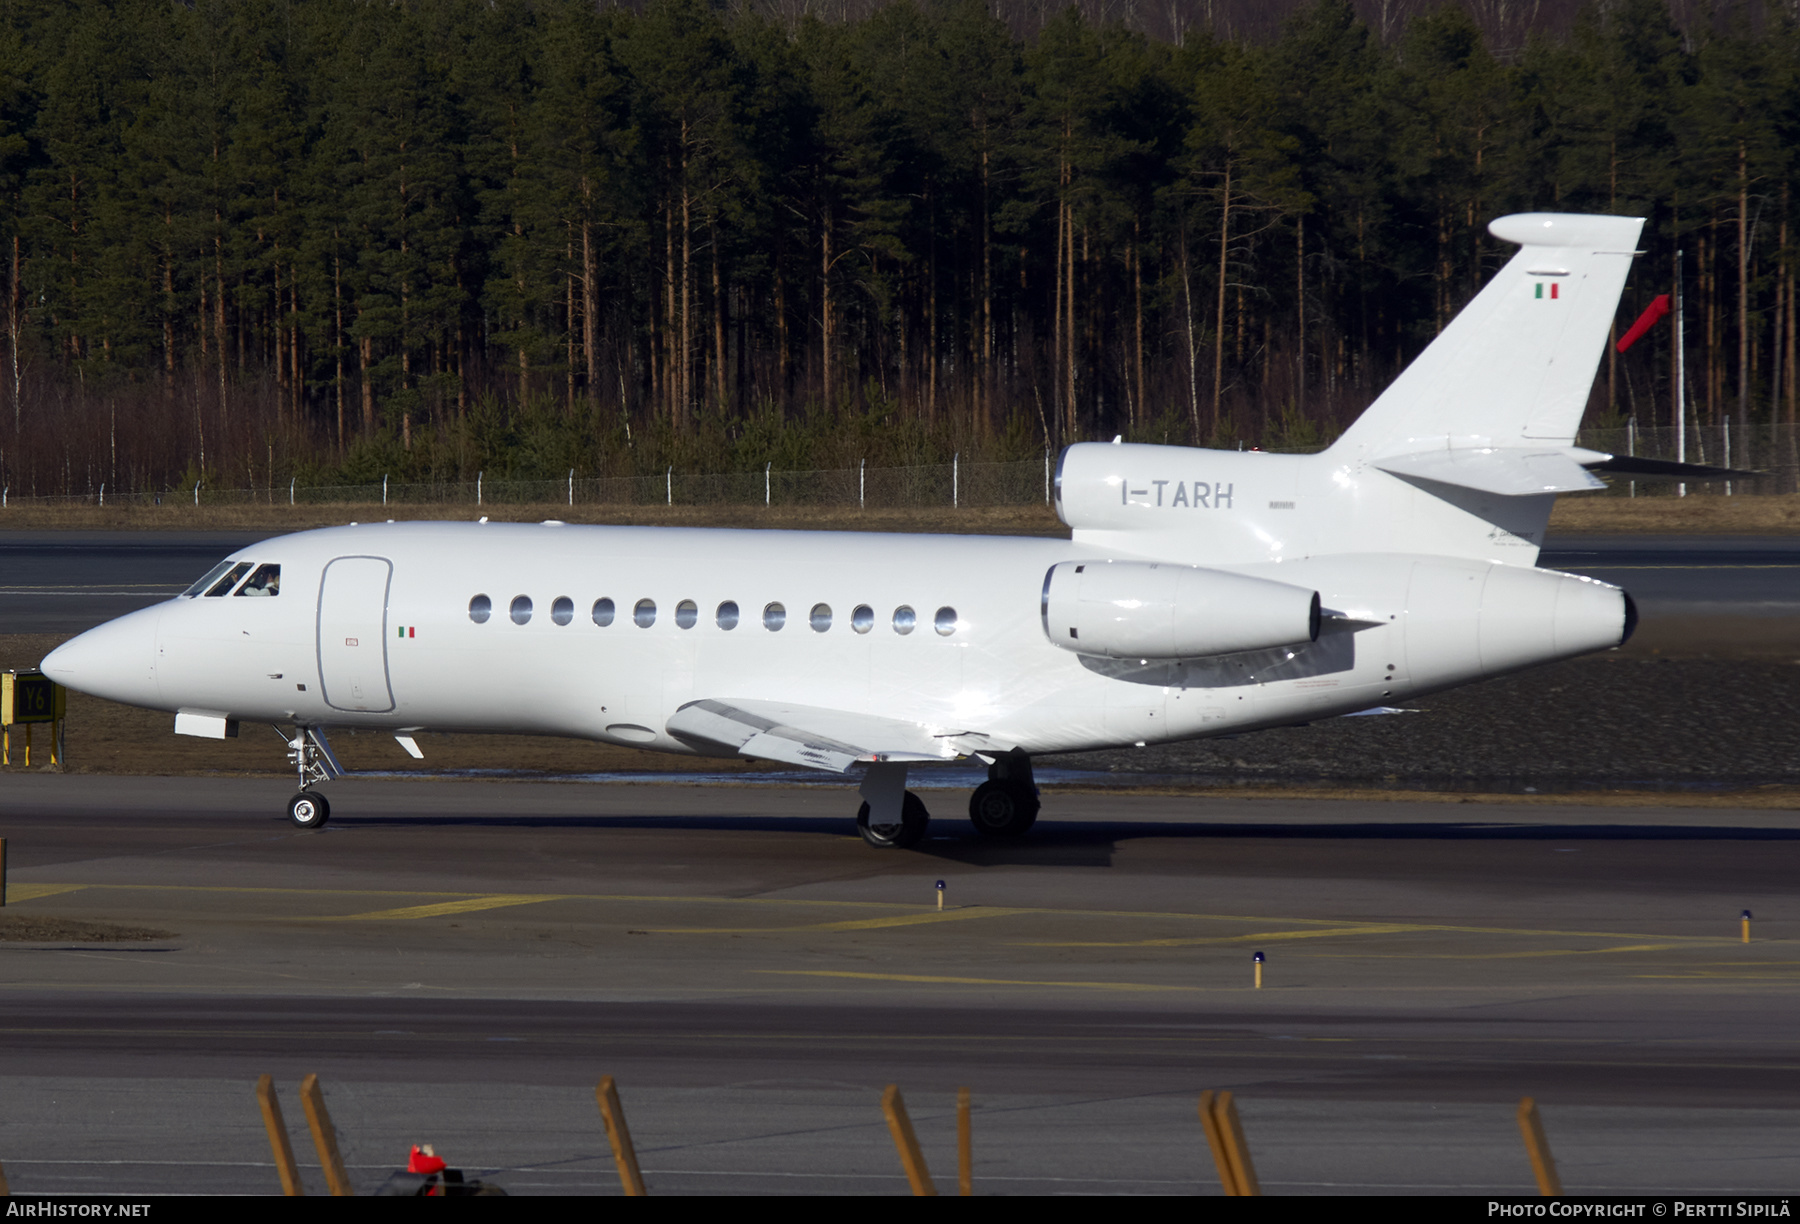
[
  {"left": 969, "top": 780, "right": 1040, "bottom": 837},
  {"left": 856, "top": 790, "right": 930, "bottom": 849},
  {"left": 288, "top": 790, "right": 330, "bottom": 829}
]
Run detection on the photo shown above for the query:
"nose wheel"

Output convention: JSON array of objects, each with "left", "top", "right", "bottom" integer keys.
[{"left": 288, "top": 790, "right": 330, "bottom": 829}]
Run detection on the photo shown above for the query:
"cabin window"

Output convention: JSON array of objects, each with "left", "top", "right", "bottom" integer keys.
[
  {"left": 716, "top": 601, "right": 739, "bottom": 630},
  {"left": 592, "top": 598, "right": 615, "bottom": 627},
  {"left": 510, "top": 595, "right": 533, "bottom": 625},
  {"left": 851, "top": 604, "right": 874, "bottom": 634},
  {"left": 676, "top": 599, "right": 699, "bottom": 629},
  {"left": 892, "top": 605, "right": 916, "bottom": 635},
  {"left": 551, "top": 596, "right": 574, "bottom": 626},
  {"left": 810, "top": 603, "right": 832, "bottom": 633},
  {"left": 235, "top": 564, "right": 281, "bottom": 597},
  {"left": 634, "top": 599, "right": 657, "bottom": 628},
  {"left": 935, "top": 607, "right": 959, "bottom": 636},
  {"left": 763, "top": 602, "right": 786, "bottom": 631},
  {"left": 204, "top": 562, "right": 253, "bottom": 597},
  {"left": 183, "top": 560, "right": 237, "bottom": 597},
  {"left": 469, "top": 594, "right": 492, "bottom": 624}
]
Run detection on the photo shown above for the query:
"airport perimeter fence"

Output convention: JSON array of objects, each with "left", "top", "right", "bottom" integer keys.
[
  {"left": 2, "top": 424, "right": 1795, "bottom": 510},
  {"left": 0, "top": 455, "right": 1057, "bottom": 512},
  {"left": 1579, "top": 422, "right": 1799, "bottom": 494}
]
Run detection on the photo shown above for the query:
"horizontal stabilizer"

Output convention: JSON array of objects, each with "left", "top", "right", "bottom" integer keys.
[
  {"left": 1374, "top": 448, "right": 1606, "bottom": 496},
  {"left": 1583, "top": 454, "right": 1761, "bottom": 482},
  {"left": 666, "top": 698, "right": 961, "bottom": 773}
]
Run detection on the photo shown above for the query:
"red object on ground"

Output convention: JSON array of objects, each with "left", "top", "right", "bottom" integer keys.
[
  {"left": 408, "top": 1145, "right": 447, "bottom": 1175},
  {"left": 1615, "top": 294, "right": 1671, "bottom": 352}
]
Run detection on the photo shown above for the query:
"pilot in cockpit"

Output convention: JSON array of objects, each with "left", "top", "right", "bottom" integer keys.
[{"left": 237, "top": 564, "right": 281, "bottom": 597}]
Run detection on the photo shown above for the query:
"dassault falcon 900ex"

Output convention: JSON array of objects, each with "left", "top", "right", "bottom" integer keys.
[{"left": 43, "top": 213, "right": 1722, "bottom": 847}]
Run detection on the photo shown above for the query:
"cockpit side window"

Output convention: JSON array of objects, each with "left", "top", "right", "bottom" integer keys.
[
  {"left": 235, "top": 563, "right": 281, "bottom": 597},
  {"left": 203, "top": 562, "right": 254, "bottom": 597},
  {"left": 183, "top": 560, "right": 237, "bottom": 597}
]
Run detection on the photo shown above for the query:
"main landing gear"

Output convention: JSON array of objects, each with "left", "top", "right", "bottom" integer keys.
[
  {"left": 968, "top": 749, "right": 1039, "bottom": 837},
  {"left": 857, "top": 790, "right": 930, "bottom": 849},
  {"left": 285, "top": 726, "right": 345, "bottom": 829},
  {"left": 855, "top": 760, "right": 930, "bottom": 848},
  {"left": 853, "top": 751, "right": 1042, "bottom": 849}
]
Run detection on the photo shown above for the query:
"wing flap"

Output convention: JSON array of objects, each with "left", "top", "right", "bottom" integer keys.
[
  {"left": 666, "top": 698, "right": 962, "bottom": 774},
  {"left": 737, "top": 730, "right": 862, "bottom": 773}
]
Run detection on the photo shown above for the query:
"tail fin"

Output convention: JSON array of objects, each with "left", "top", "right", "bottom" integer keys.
[{"left": 1331, "top": 213, "right": 1644, "bottom": 462}]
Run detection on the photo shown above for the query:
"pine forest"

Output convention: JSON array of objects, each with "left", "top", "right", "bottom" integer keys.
[{"left": 1, "top": 0, "right": 1797, "bottom": 498}]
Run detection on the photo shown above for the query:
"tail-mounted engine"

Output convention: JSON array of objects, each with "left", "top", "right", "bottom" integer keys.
[{"left": 1041, "top": 560, "right": 1321, "bottom": 660}]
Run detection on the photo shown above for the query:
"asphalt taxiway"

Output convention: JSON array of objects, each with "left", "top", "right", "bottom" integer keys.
[{"left": 3, "top": 776, "right": 1798, "bottom": 1195}]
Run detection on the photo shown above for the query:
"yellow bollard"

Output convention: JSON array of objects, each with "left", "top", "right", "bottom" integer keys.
[
  {"left": 880, "top": 1085, "right": 937, "bottom": 1196},
  {"left": 254, "top": 1075, "right": 305, "bottom": 1196},
  {"left": 595, "top": 1076, "right": 647, "bottom": 1196},
  {"left": 298, "top": 1074, "right": 353, "bottom": 1196},
  {"left": 1742, "top": 909, "right": 1752, "bottom": 944},
  {"left": 1253, "top": 950, "right": 1264, "bottom": 989},
  {"left": 956, "top": 1086, "right": 972, "bottom": 1197},
  {"left": 936, "top": 879, "right": 945, "bottom": 911},
  {"left": 1517, "top": 1097, "right": 1562, "bottom": 1196},
  {"left": 1198, "top": 1090, "right": 1260, "bottom": 1196}
]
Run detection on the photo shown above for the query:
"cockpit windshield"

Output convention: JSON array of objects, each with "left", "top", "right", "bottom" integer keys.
[
  {"left": 202, "top": 562, "right": 253, "bottom": 597},
  {"left": 182, "top": 560, "right": 237, "bottom": 597}
]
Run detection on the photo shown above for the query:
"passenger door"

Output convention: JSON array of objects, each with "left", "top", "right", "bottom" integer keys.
[{"left": 317, "top": 556, "right": 395, "bottom": 712}]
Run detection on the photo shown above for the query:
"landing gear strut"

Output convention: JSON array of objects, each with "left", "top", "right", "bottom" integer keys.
[
  {"left": 969, "top": 750, "right": 1039, "bottom": 837},
  {"left": 285, "top": 726, "right": 345, "bottom": 828}
]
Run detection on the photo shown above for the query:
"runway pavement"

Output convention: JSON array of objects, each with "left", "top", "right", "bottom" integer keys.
[
  {"left": 1540, "top": 534, "right": 1800, "bottom": 617},
  {"left": 0, "top": 528, "right": 1795, "bottom": 634},
  {"left": 3, "top": 776, "right": 1799, "bottom": 1195},
  {"left": 0, "top": 531, "right": 269, "bottom": 633}
]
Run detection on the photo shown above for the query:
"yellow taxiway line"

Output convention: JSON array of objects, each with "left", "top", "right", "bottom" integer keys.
[
  {"left": 333, "top": 895, "right": 574, "bottom": 921},
  {"left": 756, "top": 969, "right": 1197, "bottom": 992},
  {"left": 0, "top": 882, "right": 1782, "bottom": 949},
  {"left": 651, "top": 908, "right": 1029, "bottom": 934}
]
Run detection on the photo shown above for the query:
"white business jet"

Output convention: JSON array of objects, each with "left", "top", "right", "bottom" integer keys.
[{"left": 45, "top": 214, "right": 1700, "bottom": 846}]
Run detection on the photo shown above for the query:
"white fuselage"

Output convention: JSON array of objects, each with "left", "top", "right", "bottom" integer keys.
[{"left": 44, "top": 513, "right": 1628, "bottom": 762}]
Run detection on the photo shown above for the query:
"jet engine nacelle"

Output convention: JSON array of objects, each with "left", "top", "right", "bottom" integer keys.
[{"left": 1041, "top": 560, "right": 1321, "bottom": 660}]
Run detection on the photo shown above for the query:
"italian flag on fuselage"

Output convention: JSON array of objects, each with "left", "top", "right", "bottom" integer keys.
[
  {"left": 1534, "top": 282, "right": 1559, "bottom": 299},
  {"left": 396, "top": 625, "right": 415, "bottom": 638}
]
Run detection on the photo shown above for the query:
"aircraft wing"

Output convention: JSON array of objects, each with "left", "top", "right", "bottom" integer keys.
[{"left": 665, "top": 698, "right": 967, "bottom": 773}]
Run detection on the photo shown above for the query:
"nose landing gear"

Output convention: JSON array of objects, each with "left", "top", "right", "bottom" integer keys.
[
  {"left": 969, "top": 750, "right": 1039, "bottom": 837},
  {"left": 285, "top": 726, "right": 345, "bottom": 828}
]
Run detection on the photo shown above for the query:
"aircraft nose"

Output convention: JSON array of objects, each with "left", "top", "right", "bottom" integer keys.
[{"left": 42, "top": 605, "right": 163, "bottom": 707}]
